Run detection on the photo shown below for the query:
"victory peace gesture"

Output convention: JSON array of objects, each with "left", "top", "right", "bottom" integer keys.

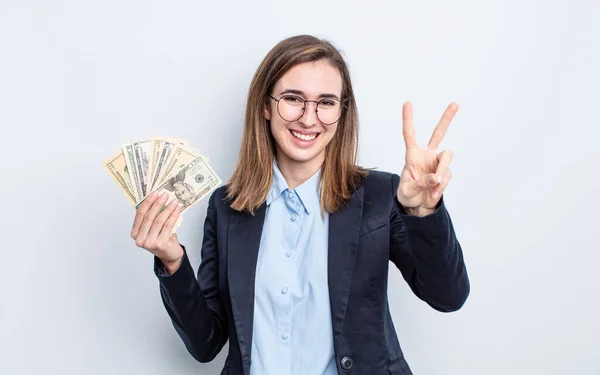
[{"left": 397, "top": 101, "right": 459, "bottom": 216}]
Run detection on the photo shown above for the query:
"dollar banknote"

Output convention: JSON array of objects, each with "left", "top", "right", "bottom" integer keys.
[
  {"left": 102, "top": 151, "right": 137, "bottom": 206},
  {"left": 122, "top": 143, "right": 143, "bottom": 202},
  {"left": 139, "top": 155, "right": 221, "bottom": 213},
  {"left": 147, "top": 137, "right": 177, "bottom": 192},
  {"left": 154, "top": 144, "right": 198, "bottom": 188},
  {"left": 132, "top": 140, "right": 152, "bottom": 199},
  {"left": 122, "top": 140, "right": 152, "bottom": 202},
  {"left": 103, "top": 137, "right": 221, "bottom": 235}
]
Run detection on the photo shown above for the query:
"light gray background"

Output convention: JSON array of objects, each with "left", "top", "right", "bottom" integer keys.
[{"left": 1, "top": 0, "right": 598, "bottom": 374}]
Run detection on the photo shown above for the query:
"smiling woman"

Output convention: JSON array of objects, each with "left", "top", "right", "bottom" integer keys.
[{"left": 130, "top": 34, "right": 470, "bottom": 375}]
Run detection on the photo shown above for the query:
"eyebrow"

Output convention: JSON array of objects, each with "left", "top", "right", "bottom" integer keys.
[{"left": 279, "top": 89, "right": 340, "bottom": 100}]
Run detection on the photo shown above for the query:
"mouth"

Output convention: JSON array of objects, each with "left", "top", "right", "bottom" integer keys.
[{"left": 290, "top": 129, "right": 319, "bottom": 141}]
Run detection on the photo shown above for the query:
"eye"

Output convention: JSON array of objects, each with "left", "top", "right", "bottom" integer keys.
[
  {"left": 319, "top": 99, "right": 336, "bottom": 108},
  {"left": 282, "top": 95, "right": 304, "bottom": 105}
]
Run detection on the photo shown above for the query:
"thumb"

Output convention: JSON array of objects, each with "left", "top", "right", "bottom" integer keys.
[{"left": 404, "top": 173, "right": 440, "bottom": 196}]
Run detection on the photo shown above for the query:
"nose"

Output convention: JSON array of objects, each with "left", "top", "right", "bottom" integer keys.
[{"left": 299, "top": 101, "right": 319, "bottom": 127}]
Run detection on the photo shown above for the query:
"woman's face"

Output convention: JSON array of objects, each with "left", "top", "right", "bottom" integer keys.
[{"left": 265, "top": 60, "right": 342, "bottom": 169}]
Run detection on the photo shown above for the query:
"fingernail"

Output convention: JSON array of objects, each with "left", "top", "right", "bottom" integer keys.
[
  {"left": 432, "top": 191, "right": 439, "bottom": 198},
  {"left": 160, "top": 192, "right": 168, "bottom": 199},
  {"left": 170, "top": 199, "right": 178, "bottom": 206},
  {"left": 437, "top": 175, "right": 442, "bottom": 183}
]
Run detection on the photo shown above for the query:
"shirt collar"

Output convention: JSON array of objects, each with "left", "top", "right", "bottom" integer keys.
[{"left": 266, "top": 160, "right": 321, "bottom": 215}]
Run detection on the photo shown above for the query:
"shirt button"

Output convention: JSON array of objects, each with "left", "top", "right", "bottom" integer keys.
[
  {"left": 291, "top": 215, "right": 297, "bottom": 222},
  {"left": 287, "top": 191, "right": 294, "bottom": 199},
  {"left": 285, "top": 251, "right": 292, "bottom": 257},
  {"left": 282, "top": 333, "right": 289, "bottom": 340},
  {"left": 281, "top": 287, "right": 288, "bottom": 294}
]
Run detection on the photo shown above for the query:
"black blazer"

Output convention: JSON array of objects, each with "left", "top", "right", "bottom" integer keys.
[{"left": 154, "top": 170, "right": 470, "bottom": 375}]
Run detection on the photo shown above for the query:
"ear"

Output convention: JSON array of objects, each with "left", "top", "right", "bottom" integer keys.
[{"left": 264, "top": 100, "right": 271, "bottom": 121}]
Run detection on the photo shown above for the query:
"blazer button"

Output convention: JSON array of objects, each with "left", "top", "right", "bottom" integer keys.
[{"left": 340, "top": 356, "right": 353, "bottom": 370}]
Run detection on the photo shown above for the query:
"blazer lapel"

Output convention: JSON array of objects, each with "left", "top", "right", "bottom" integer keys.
[
  {"left": 328, "top": 186, "right": 364, "bottom": 344},
  {"left": 227, "top": 204, "right": 266, "bottom": 375}
]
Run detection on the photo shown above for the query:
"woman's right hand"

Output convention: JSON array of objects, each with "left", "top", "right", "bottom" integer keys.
[{"left": 130, "top": 191, "right": 184, "bottom": 274}]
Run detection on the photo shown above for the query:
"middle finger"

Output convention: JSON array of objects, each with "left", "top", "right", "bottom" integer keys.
[
  {"left": 148, "top": 198, "right": 180, "bottom": 240},
  {"left": 427, "top": 102, "right": 459, "bottom": 150},
  {"left": 135, "top": 193, "right": 170, "bottom": 245}
]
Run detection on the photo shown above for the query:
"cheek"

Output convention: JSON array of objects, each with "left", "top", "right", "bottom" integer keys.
[
  {"left": 322, "top": 125, "right": 338, "bottom": 145},
  {"left": 269, "top": 118, "right": 287, "bottom": 138}
]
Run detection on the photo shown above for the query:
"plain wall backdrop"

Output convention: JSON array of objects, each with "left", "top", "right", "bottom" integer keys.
[{"left": 1, "top": 0, "right": 599, "bottom": 374}]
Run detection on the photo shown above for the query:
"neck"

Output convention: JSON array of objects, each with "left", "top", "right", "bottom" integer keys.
[{"left": 275, "top": 152, "right": 324, "bottom": 189}]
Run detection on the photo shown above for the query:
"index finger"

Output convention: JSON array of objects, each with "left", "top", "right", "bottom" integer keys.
[
  {"left": 131, "top": 191, "right": 159, "bottom": 239},
  {"left": 427, "top": 102, "right": 459, "bottom": 149},
  {"left": 402, "top": 101, "right": 418, "bottom": 149}
]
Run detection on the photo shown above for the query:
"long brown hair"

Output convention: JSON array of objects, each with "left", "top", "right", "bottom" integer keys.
[{"left": 227, "top": 34, "right": 367, "bottom": 215}]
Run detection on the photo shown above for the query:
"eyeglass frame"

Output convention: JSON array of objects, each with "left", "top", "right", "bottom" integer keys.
[{"left": 267, "top": 94, "right": 347, "bottom": 125}]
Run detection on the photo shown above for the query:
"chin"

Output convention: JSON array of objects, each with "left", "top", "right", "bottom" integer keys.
[
  {"left": 276, "top": 140, "right": 325, "bottom": 164},
  {"left": 282, "top": 148, "right": 323, "bottom": 164}
]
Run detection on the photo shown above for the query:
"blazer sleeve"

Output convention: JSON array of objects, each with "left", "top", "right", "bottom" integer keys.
[
  {"left": 389, "top": 173, "right": 470, "bottom": 312},
  {"left": 153, "top": 190, "right": 228, "bottom": 362}
]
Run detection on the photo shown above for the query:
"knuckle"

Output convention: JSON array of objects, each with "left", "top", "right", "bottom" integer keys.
[
  {"left": 155, "top": 215, "right": 166, "bottom": 227},
  {"left": 440, "top": 149, "right": 453, "bottom": 159},
  {"left": 135, "top": 239, "right": 144, "bottom": 248},
  {"left": 143, "top": 197, "right": 154, "bottom": 208}
]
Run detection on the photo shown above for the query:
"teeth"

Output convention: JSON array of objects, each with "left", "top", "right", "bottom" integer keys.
[{"left": 291, "top": 130, "right": 317, "bottom": 141}]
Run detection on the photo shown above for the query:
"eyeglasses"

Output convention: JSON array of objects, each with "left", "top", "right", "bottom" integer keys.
[{"left": 268, "top": 94, "right": 344, "bottom": 125}]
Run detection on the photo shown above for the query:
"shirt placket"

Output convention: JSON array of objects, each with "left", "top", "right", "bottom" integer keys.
[{"left": 276, "top": 188, "right": 303, "bottom": 371}]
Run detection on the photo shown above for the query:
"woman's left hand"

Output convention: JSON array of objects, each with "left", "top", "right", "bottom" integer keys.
[{"left": 397, "top": 101, "right": 458, "bottom": 216}]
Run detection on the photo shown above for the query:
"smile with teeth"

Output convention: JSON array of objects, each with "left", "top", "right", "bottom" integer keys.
[{"left": 291, "top": 130, "right": 318, "bottom": 141}]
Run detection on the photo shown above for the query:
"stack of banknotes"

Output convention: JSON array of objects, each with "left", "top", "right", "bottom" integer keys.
[{"left": 102, "top": 137, "right": 222, "bottom": 234}]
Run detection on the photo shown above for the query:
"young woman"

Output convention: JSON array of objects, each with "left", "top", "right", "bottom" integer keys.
[{"left": 130, "top": 35, "right": 470, "bottom": 375}]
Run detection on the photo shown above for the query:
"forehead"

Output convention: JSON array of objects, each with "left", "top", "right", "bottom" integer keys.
[{"left": 275, "top": 60, "right": 343, "bottom": 97}]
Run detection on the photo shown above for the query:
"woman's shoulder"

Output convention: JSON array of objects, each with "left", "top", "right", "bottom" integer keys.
[
  {"left": 208, "top": 184, "right": 255, "bottom": 214},
  {"left": 209, "top": 184, "right": 230, "bottom": 208}
]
